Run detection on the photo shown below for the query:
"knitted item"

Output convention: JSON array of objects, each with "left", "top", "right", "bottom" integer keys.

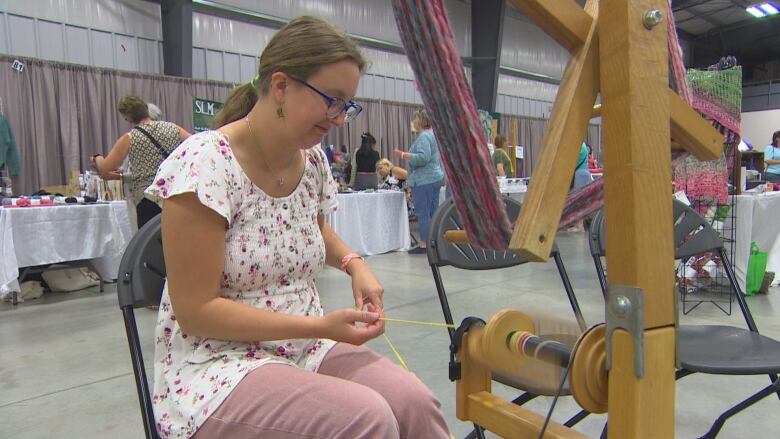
[
  {"left": 393, "top": 0, "right": 512, "bottom": 248},
  {"left": 686, "top": 66, "right": 742, "bottom": 139}
]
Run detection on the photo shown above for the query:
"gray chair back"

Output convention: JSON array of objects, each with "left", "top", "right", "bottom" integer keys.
[
  {"left": 589, "top": 200, "right": 724, "bottom": 260},
  {"left": 428, "top": 198, "right": 558, "bottom": 270}
]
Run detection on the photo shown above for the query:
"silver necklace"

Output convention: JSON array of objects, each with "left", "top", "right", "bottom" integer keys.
[{"left": 245, "top": 116, "right": 293, "bottom": 187}]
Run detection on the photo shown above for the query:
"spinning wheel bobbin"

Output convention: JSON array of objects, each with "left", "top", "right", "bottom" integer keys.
[{"left": 471, "top": 310, "right": 610, "bottom": 415}]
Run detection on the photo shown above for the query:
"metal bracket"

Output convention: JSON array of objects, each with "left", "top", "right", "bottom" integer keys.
[{"left": 606, "top": 285, "right": 644, "bottom": 378}]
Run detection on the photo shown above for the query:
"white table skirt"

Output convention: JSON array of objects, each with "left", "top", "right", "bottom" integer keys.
[
  {"left": 0, "top": 202, "right": 132, "bottom": 294},
  {"left": 327, "top": 191, "right": 411, "bottom": 256},
  {"left": 729, "top": 192, "right": 780, "bottom": 291}
]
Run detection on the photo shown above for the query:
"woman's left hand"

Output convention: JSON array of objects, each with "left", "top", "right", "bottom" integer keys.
[
  {"left": 349, "top": 261, "right": 384, "bottom": 311},
  {"left": 393, "top": 149, "right": 406, "bottom": 160}
]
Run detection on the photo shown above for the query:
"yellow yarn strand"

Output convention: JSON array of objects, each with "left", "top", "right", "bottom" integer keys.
[
  {"left": 383, "top": 333, "right": 409, "bottom": 371},
  {"left": 378, "top": 315, "right": 456, "bottom": 439},
  {"left": 380, "top": 317, "right": 456, "bottom": 329}
]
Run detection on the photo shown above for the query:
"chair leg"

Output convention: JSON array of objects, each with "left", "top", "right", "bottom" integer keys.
[
  {"left": 511, "top": 392, "right": 538, "bottom": 406},
  {"left": 563, "top": 409, "right": 591, "bottom": 427},
  {"left": 552, "top": 253, "right": 587, "bottom": 331},
  {"left": 122, "top": 308, "right": 157, "bottom": 439},
  {"left": 430, "top": 264, "right": 456, "bottom": 341},
  {"left": 718, "top": 249, "right": 758, "bottom": 332},
  {"left": 697, "top": 379, "right": 780, "bottom": 439},
  {"left": 463, "top": 424, "right": 486, "bottom": 439},
  {"left": 592, "top": 255, "right": 608, "bottom": 299}
]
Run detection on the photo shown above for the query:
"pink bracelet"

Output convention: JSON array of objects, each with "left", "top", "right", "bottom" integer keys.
[{"left": 341, "top": 252, "right": 364, "bottom": 274}]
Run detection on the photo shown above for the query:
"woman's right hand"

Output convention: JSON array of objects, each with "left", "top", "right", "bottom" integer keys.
[{"left": 321, "top": 305, "right": 385, "bottom": 345}]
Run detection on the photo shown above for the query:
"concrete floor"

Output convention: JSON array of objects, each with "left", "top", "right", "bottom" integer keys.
[{"left": 1, "top": 231, "right": 779, "bottom": 438}]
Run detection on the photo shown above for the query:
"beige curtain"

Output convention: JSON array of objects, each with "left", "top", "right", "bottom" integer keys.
[
  {"left": 0, "top": 54, "right": 233, "bottom": 194},
  {"left": 0, "top": 53, "right": 600, "bottom": 194},
  {"left": 500, "top": 114, "right": 601, "bottom": 177}
]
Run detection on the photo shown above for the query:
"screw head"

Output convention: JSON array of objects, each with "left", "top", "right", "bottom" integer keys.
[
  {"left": 643, "top": 9, "right": 663, "bottom": 29},
  {"left": 613, "top": 295, "right": 632, "bottom": 316}
]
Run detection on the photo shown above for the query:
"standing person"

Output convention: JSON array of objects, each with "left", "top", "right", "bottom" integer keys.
[
  {"left": 573, "top": 142, "right": 593, "bottom": 189},
  {"left": 764, "top": 131, "right": 780, "bottom": 184},
  {"left": 492, "top": 134, "right": 513, "bottom": 177},
  {"left": 147, "top": 16, "right": 449, "bottom": 439},
  {"left": 394, "top": 110, "right": 444, "bottom": 254},
  {"left": 91, "top": 95, "right": 190, "bottom": 229},
  {"left": 350, "top": 132, "right": 380, "bottom": 189}
]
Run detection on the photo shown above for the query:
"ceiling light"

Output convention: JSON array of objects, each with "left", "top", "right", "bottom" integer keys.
[
  {"left": 746, "top": 6, "right": 766, "bottom": 17},
  {"left": 759, "top": 3, "right": 779, "bottom": 14}
]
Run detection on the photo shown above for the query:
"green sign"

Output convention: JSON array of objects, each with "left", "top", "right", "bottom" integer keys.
[{"left": 193, "top": 98, "right": 224, "bottom": 132}]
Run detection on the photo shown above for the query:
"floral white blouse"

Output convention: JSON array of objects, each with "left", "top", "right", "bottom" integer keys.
[{"left": 145, "top": 131, "right": 339, "bottom": 438}]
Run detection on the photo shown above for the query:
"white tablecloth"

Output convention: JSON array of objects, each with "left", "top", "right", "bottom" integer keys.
[
  {"left": 0, "top": 202, "right": 132, "bottom": 294},
  {"left": 729, "top": 192, "right": 780, "bottom": 291},
  {"left": 326, "top": 191, "right": 411, "bottom": 256}
]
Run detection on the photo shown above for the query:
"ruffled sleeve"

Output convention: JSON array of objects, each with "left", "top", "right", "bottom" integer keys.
[
  {"left": 308, "top": 144, "right": 338, "bottom": 215},
  {"left": 145, "top": 131, "right": 243, "bottom": 225}
]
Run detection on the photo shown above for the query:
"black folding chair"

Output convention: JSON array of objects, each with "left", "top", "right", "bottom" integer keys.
[
  {"left": 117, "top": 214, "right": 165, "bottom": 439},
  {"left": 427, "top": 197, "right": 589, "bottom": 438},
  {"left": 589, "top": 200, "right": 780, "bottom": 438}
]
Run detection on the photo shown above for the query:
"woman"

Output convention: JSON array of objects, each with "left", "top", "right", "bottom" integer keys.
[
  {"left": 91, "top": 95, "right": 190, "bottom": 228},
  {"left": 376, "top": 158, "right": 408, "bottom": 191},
  {"left": 350, "top": 132, "right": 380, "bottom": 189},
  {"left": 492, "top": 134, "right": 513, "bottom": 177},
  {"left": 573, "top": 142, "right": 593, "bottom": 189},
  {"left": 146, "top": 16, "right": 449, "bottom": 439},
  {"left": 764, "top": 131, "right": 780, "bottom": 184},
  {"left": 394, "top": 110, "right": 444, "bottom": 255}
]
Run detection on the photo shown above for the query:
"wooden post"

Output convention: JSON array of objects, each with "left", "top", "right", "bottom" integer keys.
[{"left": 600, "top": 1, "right": 676, "bottom": 437}]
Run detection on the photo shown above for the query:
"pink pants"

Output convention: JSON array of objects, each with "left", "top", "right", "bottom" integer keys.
[{"left": 194, "top": 343, "right": 451, "bottom": 438}]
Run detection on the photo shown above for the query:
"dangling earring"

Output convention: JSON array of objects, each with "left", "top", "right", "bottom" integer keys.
[{"left": 276, "top": 106, "right": 285, "bottom": 118}]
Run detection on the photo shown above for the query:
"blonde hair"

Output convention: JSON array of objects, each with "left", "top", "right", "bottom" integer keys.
[
  {"left": 413, "top": 109, "right": 431, "bottom": 129},
  {"left": 117, "top": 95, "right": 149, "bottom": 124},
  {"left": 376, "top": 158, "right": 393, "bottom": 169},
  {"left": 212, "top": 16, "right": 366, "bottom": 128},
  {"left": 494, "top": 134, "right": 508, "bottom": 148}
]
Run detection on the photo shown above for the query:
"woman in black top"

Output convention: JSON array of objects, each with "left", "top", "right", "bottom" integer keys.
[{"left": 351, "top": 132, "right": 380, "bottom": 189}]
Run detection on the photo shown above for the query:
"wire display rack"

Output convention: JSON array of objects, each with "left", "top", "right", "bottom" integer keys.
[{"left": 677, "top": 143, "right": 738, "bottom": 315}]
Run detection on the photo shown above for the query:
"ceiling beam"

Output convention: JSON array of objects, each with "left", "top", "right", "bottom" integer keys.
[{"left": 672, "top": 0, "right": 716, "bottom": 12}]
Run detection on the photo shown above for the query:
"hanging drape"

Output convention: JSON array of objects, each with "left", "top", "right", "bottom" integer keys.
[
  {"left": 0, "top": 54, "right": 600, "bottom": 195},
  {"left": 499, "top": 114, "right": 601, "bottom": 177},
  {"left": 0, "top": 54, "right": 233, "bottom": 194}
]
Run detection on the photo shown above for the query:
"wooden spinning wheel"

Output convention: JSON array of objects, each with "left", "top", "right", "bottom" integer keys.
[{"left": 449, "top": 0, "right": 723, "bottom": 438}]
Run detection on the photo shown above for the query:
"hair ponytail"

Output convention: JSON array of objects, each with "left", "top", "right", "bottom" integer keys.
[{"left": 211, "top": 83, "right": 259, "bottom": 129}]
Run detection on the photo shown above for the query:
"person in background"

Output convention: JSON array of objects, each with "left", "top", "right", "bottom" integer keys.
[
  {"left": 763, "top": 131, "right": 780, "bottom": 184},
  {"left": 119, "top": 102, "right": 165, "bottom": 231},
  {"left": 324, "top": 144, "right": 335, "bottom": 164},
  {"left": 394, "top": 109, "right": 444, "bottom": 254},
  {"left": 146, "top": 16, "right": 449, "bottom": 439},
  {"left": 91, "top": 95, "right": 190, "bottom": 229},
  {"left": 148, "top": 103, "right": 163, "bottom": 121},
  {"left": 350, "top": 132, "right": 380, "bottom": 188},
  {"left": 376, "top": 158, "right": 408, "bottom": 191},
  {"left": 338, "top": 144, "right": 348, "bottom": 163},
  {"left": 573, "top": 142, "right": 593, "bottom": 189},
  {"left": 567, "top": 142, "right": 593, "bottom": 233},
  {"left": 492, "top": 134, "right": 513, "bottom": 177},
  {"left": 587, "top": 143, "right": 602, "bottom": 174}
]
